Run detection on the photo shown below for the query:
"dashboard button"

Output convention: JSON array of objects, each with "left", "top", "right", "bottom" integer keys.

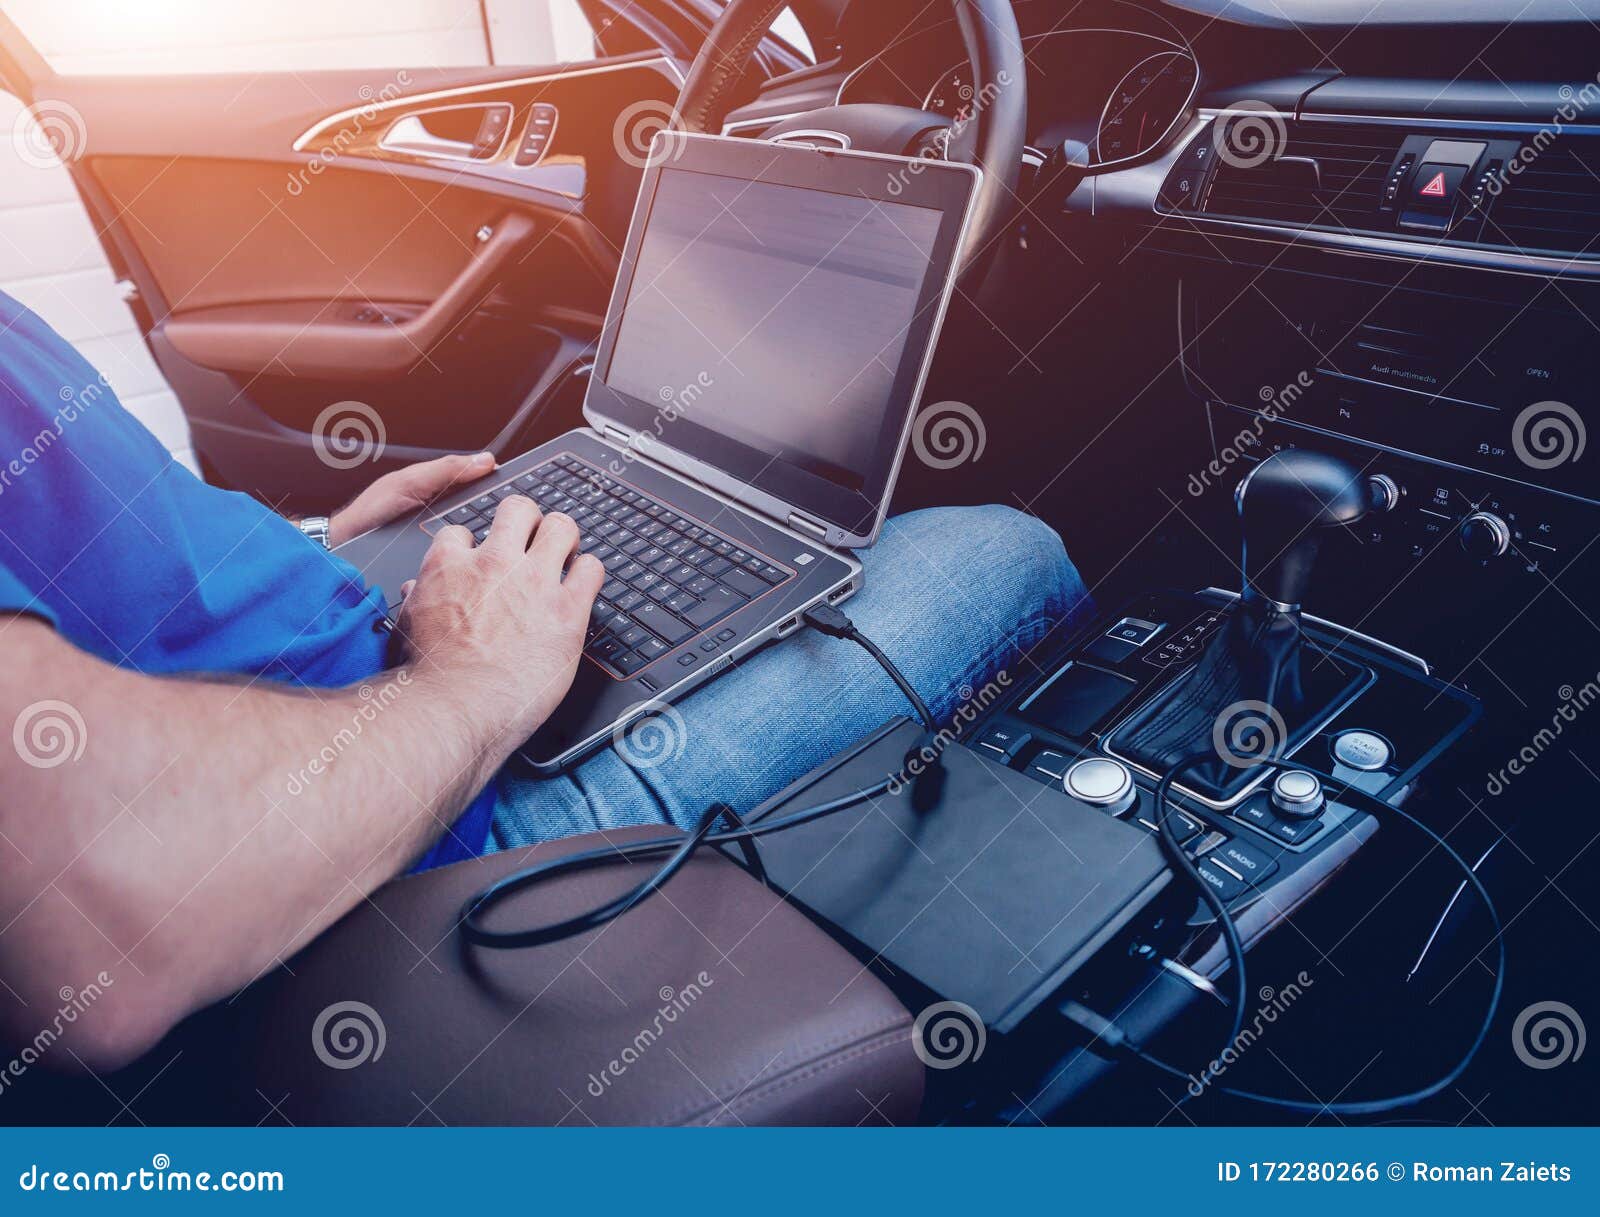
[
  {"left": 1195, "top": 859, "right": 1247, "bottom": 901},
  {"left": 1026, "top": 748, "right": 1074, "bottom": 786},
  {"left": 1264, "top": 816, "right": 1324, "bottom": 847},
  {"left": 975, "top": 724, "right": 1031, "bottom": 763},
  {"left": 1410, "top": 163, "right": 1466, "bottom": 205},
  {"left": 1215, "top": 838, "right": 1280, "bottom": 886},
  {"left": 1105, "top": 616, "right": 1163, "bottom": 646},
  {"left": 1331, "top": 729, "right": 1392, "bottom": 772}
]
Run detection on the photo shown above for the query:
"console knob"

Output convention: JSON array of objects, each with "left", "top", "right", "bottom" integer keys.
[
  {"left": 1366, "top": 473, "right": 1402, "bottom": 514},
  {"left": 1459, "top": 511, "right": 1511, "bottom": 559},
  {"left": 1063, "top": 758, "right": 1137, "bottom": 816},
  {"left": 1270, "top": 770, "right": 1324, "bottom": 819}
]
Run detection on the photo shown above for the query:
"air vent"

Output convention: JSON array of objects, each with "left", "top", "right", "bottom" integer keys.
[
  {"left": 1198, "top": 121, "right": 1406, "bottom": 232},
  {"left": 1484, "top": 137, "right": 1600, "bottom": 256}
]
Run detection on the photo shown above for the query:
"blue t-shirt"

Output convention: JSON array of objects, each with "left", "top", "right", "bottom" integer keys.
[{"left": 0, "top": 292, "right": 489, "bottom": 868}]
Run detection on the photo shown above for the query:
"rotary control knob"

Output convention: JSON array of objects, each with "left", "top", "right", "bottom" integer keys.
[
  {"left": 1459, "top": 511, "right": 1511, "bottom": 559},
  {"left": 1270, "top": 770, "right": 1324, "bottom": 820},
  {"left": 1062, "top": 757, "right": 1137, "bottom": 816}
]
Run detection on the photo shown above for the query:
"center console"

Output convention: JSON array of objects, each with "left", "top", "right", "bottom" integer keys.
[{"left": 753, "top": 447, "right": 1484, "bottom": 1121}]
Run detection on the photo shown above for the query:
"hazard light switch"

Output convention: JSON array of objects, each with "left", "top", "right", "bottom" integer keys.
[
  {"left": 1408, "top": 162, "right": 1467, "bottom": 206},
  {"left": 1398, "top": 161, "right": 1471, "bottom": 232}
]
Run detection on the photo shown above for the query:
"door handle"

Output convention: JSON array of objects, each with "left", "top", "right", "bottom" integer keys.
[
  {"left": 379, "top": 115, "right": 479, "bottom": 160},
  {"left": 377, "top": 103, "right": 514, "bottom": 162}
]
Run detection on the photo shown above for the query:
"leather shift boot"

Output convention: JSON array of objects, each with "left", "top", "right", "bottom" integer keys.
[{"left": 1115, "top": 600, "right": 1362, "bottom": 801}]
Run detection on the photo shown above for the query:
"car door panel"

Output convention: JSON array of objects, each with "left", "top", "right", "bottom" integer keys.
[{"left": 18, "top": 54, "right": 683, "bottom": 510}]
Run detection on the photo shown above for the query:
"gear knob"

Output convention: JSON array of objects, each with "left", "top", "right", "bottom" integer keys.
[{"left": 1235, "top": 450, "right": 1374, "bottom": 611}]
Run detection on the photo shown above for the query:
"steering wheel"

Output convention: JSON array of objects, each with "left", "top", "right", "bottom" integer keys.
[{"left": 675, "top": 0, "right": 1028, "bottom": 273}]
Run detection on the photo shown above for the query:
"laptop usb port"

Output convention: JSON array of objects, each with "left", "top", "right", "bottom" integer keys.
[
  {"left": 827, "top": 583, "right": 853, "bottom": 605},
  {"left": 776, "top": 616, "right": 803, "bottom": 638}
]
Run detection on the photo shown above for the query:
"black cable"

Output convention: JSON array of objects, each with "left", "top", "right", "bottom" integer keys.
[
  {"left": 1074, "top": 759, "right": 1505, "bottom": 1117},
  {"left": 802, "top": 602, "right": 936, "bottom": 732},
  {"left": 1154, "top": 754, "right": 1251, "bottom": 1051},
  {"left": 460, "top": 607, "right": 937, "bottom": 949}
]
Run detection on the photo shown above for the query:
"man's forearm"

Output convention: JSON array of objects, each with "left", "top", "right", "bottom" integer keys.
[{"left": 0, "top": 619, "right": 516, "bottom": 1067}]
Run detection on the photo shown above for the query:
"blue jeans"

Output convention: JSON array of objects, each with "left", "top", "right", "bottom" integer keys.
[{"left": 489, "top": 505, "right": 1089, "bottom": 849}]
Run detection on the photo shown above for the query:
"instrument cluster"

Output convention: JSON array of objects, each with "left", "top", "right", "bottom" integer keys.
[{"left": 839, "top": 26, "right": 1199, "bottom": 170}]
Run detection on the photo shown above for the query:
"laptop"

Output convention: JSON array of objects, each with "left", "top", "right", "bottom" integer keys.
[{"left": 337, "top": 133, "right": 981, "bottom": 774}]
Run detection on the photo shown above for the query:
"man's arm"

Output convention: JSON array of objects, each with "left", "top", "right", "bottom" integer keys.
[{"left": 0, "top": 498, "right": 601, "bottom": 1071}]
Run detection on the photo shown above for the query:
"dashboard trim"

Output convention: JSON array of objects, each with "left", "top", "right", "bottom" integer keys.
[
  {"left": 1302, "top": 110, "right": 1600, "bottom": 137},
  {"left": 1137, "top": 114, "right": 1600, "bottom": 280},
  {"left": 1211, "top": 403, "right": 1600, "bottom": 514}
]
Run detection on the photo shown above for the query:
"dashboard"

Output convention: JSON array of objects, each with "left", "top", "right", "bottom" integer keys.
[
  {"left": 838, "top": 26, "right": 1198, "bottom": 168},
  {"left": 713, "top": 0, "right": 1600, "bottom": 651}
]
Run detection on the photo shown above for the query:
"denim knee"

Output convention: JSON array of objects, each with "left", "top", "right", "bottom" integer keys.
[
  {"left": 889, "top": 503, "right": 1085, "bottom": 622},
  {"left": 861, "top": 505, "right": 1091, "bottom": 720}
]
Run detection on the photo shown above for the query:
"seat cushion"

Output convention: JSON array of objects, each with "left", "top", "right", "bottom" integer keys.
[{"left": 231, "top": 827, "right": 923, "bottom": 1125}]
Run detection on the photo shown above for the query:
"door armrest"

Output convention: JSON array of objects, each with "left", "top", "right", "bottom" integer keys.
[{"left": 221, "top": 827, "right": 924, "bottom": 1126}]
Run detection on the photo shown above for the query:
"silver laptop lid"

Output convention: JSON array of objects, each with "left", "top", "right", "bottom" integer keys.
[{"left": 583, "top": 132, "right": 981, "bottom": 549}]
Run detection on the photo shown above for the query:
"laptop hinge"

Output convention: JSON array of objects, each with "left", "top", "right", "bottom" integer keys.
[
  {"left": 600, "top": 423, "right": 633, "bottom": 444},
  {"left": 787, "top": 512, "right": 828, "bottom": 542}
]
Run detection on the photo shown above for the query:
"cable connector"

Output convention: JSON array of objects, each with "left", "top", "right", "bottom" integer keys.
[
  {"left": 802, "top": 601, "right": 856, "bottom": 638},
  {"left": 1060, "top": 1000, "right": 1139, "bottom": 1058}
]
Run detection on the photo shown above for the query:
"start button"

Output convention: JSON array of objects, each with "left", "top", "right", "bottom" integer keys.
[{"left": 1331, "top": 729, "right": 1393, "bottom": 772}]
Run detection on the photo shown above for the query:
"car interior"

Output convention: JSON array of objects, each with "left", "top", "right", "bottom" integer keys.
[{"left": 2, "top": 0, "right": 1596, "bottom": 1127}]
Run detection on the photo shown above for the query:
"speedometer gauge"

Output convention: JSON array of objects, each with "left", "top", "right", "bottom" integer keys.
[{"left": 1094, "top": 50, "right": 1198, "bottom": 165}]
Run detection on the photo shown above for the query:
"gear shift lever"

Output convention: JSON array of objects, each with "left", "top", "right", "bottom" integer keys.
[
  {"left": 1236, "top": 449, "right": 1379, "bottom": 613},
  {"left": 1116, "top": 449, "right": 1396, "bottom": 800}
]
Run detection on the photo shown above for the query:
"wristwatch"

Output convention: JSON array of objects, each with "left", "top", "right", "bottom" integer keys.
[{"left": 297, "top": 515, "right": 332, "bottom": 549}]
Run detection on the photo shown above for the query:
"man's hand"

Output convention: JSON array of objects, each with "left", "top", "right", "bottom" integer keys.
[
  {"left": 395, "top": 497, "right": 606, "bottom": 744},
  {"left": 327, "top": 451, "right": 498, "bottom": 548}
]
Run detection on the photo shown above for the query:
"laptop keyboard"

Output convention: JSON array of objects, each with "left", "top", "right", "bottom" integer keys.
[{"left": 428, "top": 453, "right": 794, "bottom": 679}]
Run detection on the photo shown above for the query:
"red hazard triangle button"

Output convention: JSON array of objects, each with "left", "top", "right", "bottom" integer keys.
[{"left": 1418, "top": 170, "right": 1449, "bottom": 198}]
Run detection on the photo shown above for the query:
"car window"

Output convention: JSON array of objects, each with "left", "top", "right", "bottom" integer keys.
[
  {"left": 2, "top": 0, "right": 600, "bottom": 74},
  {"left": 770, "top": 8, "right": 817, "bottom": 65}
]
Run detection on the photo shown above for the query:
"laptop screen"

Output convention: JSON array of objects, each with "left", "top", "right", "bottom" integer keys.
[
  {"left": 587, "top": 137, "right": 979, "bottom": 547},
  {"left": 603, "top": 168, "right": 944, "bottom": 495}
]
